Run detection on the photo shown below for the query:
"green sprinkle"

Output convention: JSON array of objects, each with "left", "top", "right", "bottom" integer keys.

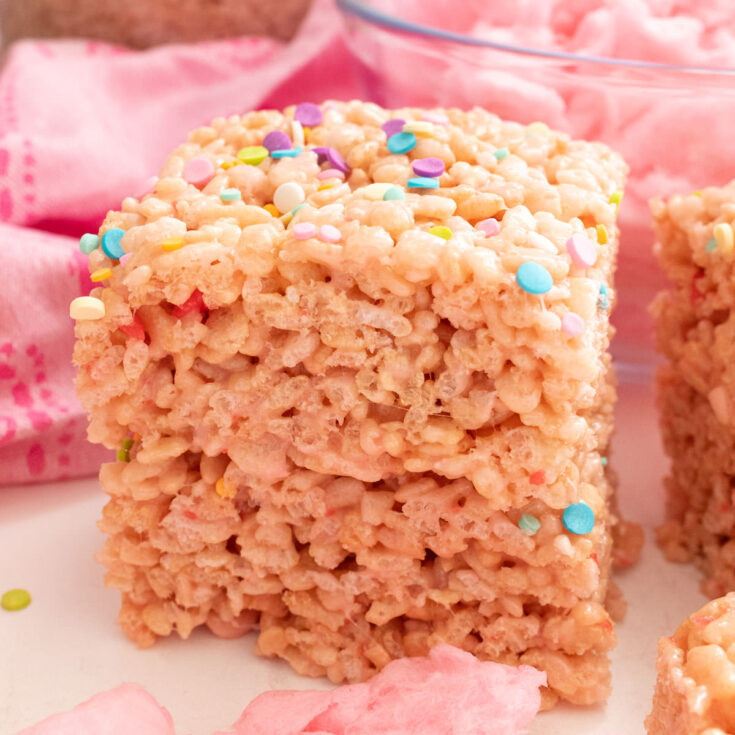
[
  {"left": 706, "top": 238, "right": 718, "bottom": 253},
  {"left": 121, "top": 437, "right": 134, "bottom": 451},
  {"left": 79, "top": 233, "right": 100, "bottom": 254},
  {"left": 383, "top": 185, "right": 405, "bottom": 201},
  {"left": 117, "top": 449, "right": 130, "bottom": 463},
  {"left": 291, "top": 203, "right": 307, "bottom": 214},
  {"left": 518, "top": 514, "right": 541, "bottom": 536},
  {"left": 493, "top": 147, "right": 510, "bottom": 161},
  {"left": 601, "top": 456, "right": 608, "bottom": 467},
  {"left": 2, "top": 588, "right": 31, "bottom": 611},
  {"left": 220, "top": 188, "right": 242, "bottom": 202}
]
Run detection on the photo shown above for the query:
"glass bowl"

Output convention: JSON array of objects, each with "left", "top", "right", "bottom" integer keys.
[{"left": 336, "top": 0, "right": 735, "bottom": 370}]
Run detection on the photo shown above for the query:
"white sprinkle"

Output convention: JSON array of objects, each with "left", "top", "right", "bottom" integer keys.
[
  {"left": 403, "top": 121, "right": 434, "bottom": 136},
  {"left": 70, "top": 296, "right": 105, "bottom": 321},
  {"left": 554, "top": 535, "right": 574, "bottom": 556},
  {"left": 273, "top": 182, "right": 306, "bottom": 214},
  {"left": 358, "top": 183, "right": 393, "bottom": 201},
  {"left": 292, "top": 120, "right": 305, "bottom": 148}
]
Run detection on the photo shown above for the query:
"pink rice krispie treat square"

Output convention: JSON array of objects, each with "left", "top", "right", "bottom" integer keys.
[
  {"left": 652, "top": 182, "right": 735, "bottom": 598},
  {"left": 72, "top": 101, "right": 640, "bottom": 707},
  {"left": 646, "top": 593, "right": 735, "bottom": 735}
]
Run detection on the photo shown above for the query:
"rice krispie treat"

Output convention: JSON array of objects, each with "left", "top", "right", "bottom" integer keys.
[
  {"left": 652, "top": 182, "right": 735, "bottom": 598},
  {"left": 72, "top": 101, "right": 639, "bottom": 707},
  {"left": 646, "top": 593, "right": 735, "bottom": 735}
]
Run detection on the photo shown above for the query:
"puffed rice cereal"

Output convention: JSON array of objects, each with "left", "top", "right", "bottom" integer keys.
[{"left": 73, "top": 100, "right": 641, "bottom": 707}]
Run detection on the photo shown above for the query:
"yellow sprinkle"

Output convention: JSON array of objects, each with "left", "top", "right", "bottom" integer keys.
[
  {"left": 609, "top": 190, "right": 623, "bottom": 208},
  {"left": 429, "top": 225, "right": 452, "bottom": 240},
  {"left": 263, "top": 204, "right": 280, "bottom": 217},
  {"left": 525, "top": 121, "right": 550, "bottom": 137},
  {"left": 70, "top": 296, "right": 105, "bottom": 321},
  {"left": 133, "top": 433, "right": 141, "bottom": 441},
  {"left": 596, "top": 224, "right": 608, "bottom": 245},
  {"left": 303, "top": 127, "right": 311, "bottom": 143},
  {"left": 359, "top": 182, "right": 392, "bottom": 201},
  {"left": 161, "top": 237, "right": 184, "bottom": 252},
  {"left": 215, "top": 477, "right": 236, "bottom": 499},
  {"left": 692, "top": 190, "right": 702, "bottom": 197},
  {"left": 403, "top": 121, "right": 434, "bottom": 136},
  {"left": 90, "top": 267, "right": 112, "bottom": 282},
  {"left": 220, "top": 161, "right": 238, "bottom": 170},
  {"left": 237, "top": 145, "right": 268, "bottom": 166},
  {"left": 714, "top": 223, "right": 734, "bottom": 253},
  {"left": 317, "top": 183, "right": 336, "bottom": 191}
]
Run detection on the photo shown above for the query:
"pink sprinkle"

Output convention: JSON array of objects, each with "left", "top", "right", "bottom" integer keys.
[
  {"left": 318, "top": 224, "right": 342, "bottom": 243},
  {"left": 476, "top": 218, "right": 500, "bottom": 237},
  {"left": 317, "top": 168, "right": 345, "bottom": 181},
  {"left": 421, "top": 112, "right": 449, "bottom": 125},
  {"left": 561, "top": 312, "right": 585, "bottom": 337},
  {"left": 183, "top": 157, "right": 215, "bottom": 187},
  {"left": 119, "top": 253, "right": 132, "bottom": 266},
  {"left": 293, "top": 222, "right": 317, "bottom": 240},
  {"left": 566, "top": 233, "right": 598, "bottom": 269}
]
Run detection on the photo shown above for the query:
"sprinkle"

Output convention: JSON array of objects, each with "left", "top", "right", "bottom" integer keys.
[
  {"left": 476, "top": 218, "right": 500, "bottom": 237},
  {"left": 421, "top": 112, "right": 449, "bottom": 125},
  {"left": 172, "top": 290, "right": 206, "bottom": 319},
  {"left": 383, "top": 185, "right": 405, "bottom": 201},
  {"left": 120, "top": 315, "right": 145, "bottom": 341},
  {"left": 183, "top": 157, "right": 215, "bottom": 186},
  {"left": 693, "top": 190, "right": 702, "bottom": 197},
  {"left": 317, "top": 168, "right": 346, "bottom": 181},
  {"left": 90, "top": 268, "right": 112, "bottom": 282},
  {"left": 318, "top": 224, "right": 342, "bottom": 243},
  {"left": 412, "top": 157, "right": 445, "bottom": 178},
  {"left": 596, "top": 224, "right": 608, "bottom": 244},
  {"left": 529, "top": 470, "right": 545, "bottom": 485},
  {"left": 215, "top": 477, "right": 237, "bottom": 499},
  {"left": 566, "top": 233, "right": 598, "bottom": 269},
  {"left": 601, "top": 456, "right": 608, "bottom": 467},
  {"left": 79, "top": 233, "right": 100, "bottom": 254},
  {"left": 403, "top": 121, "right": 433, "bottom": 136},
  {"left": 527, "top": 232, "right": 557, "bottom": 253},
  {"left": 554, "top": 535, "right": 574, "bottom": 556},
  {"left": 294, "top": 102, "right": 323, "bottom": 127},
  {"left": 525, "top": 121, "right": 550, "bottom": 137},
  {"left": 292, "top": 203, "right": 307, "bottom": 215},
  {"left": 237, "top": 146, "right": 268, "bottom": 166},
  {"left": 117, "top": 449, "right": 130, "bottom": 462},
  {"left": 323, "top": 147, "right": 350, "bottom": 174},
  {"left": 609, "top": 190, "right": 623, "bottom": 208},
  {"left": 407, "top": 176, "right": 439, "bottom": 190},
  {"left": 516, "top": 262, "right": 553, "bottom": 295},
  {"left": 70, "top": 296, "right": 105, "bottom": 321},
  {"left": 220, "top": 187, "right": 242, "bottom": 202},
  {"left": 714, "top": 223, "right": 734, "bottom": 253},
  {"left": 161, "top": 237, "right": 184, "bottom": 252},
  {"left": 263, "top": 130, "right": 292, "bottom": 152},
  {"left": 101, "top": 228, "right": 126, "bottom": 260},
  {"left": 518, "top": 514, "right": 541, "bottom": 536},
  {"left": 706, "top": 238, "right": 718, "bottom": 253},
  {"left": 429, "top": 225, "right": 452, "bottom": 240},
  {"left": 493, "top": 147, "right": 510, "bottom": 161},
  {"left": 271, "top": 146, "right": 303, "bottom": 159},
  {"left": 273, "top": 182, "right": 306, "bottom": 214},
  {"left": 360, "top": 183, "right": 393, "bottom": 201},
  {"left": 562, "top": 502, "right": 595, "bottom": 535},
  {"left": 303, "top": 127, "right": 312, "bottom": 143},
  {"left": 598, "top": 283, "right": 609, "bottom": 311},
  {"left": 292, "top": 120, "right": 305, "bottom": 148},
  {"left": 220, "top": 161, "right": 238, "bottom": 170},
  {"left": 293, "top": 222, "right": 316, "bottom": 240},
  {"left": 1, "top": 589, "right": 31, "bottom": 611},
  {"left": 263, "top": 204, "right": 280, "bottom": 217},
  {"left": 121, "top": 437, "right": 134, "bottom": 450},
  {"left": 387, "top": 132, "right": 417, "bottom": 155},
  {"left": 382, "top": 118, "right": 406, "bottom": 137},
  {"left": 561, "top": 312, "right": 585, "bottom": 337},
  {"left": 317, "top": 183, "right": 336, "bottom": 192}
]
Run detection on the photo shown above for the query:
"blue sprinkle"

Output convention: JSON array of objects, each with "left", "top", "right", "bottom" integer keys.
[
  {"left": 518, "top": 514, "right": 541, "bottom": 536},
  {"left": 383, "top": 186, "right": 405, "bottom": 201},
  {"left": 562, "top": 502, "right": 595, "bottom": 535},
  {"left": 291, "top": 203, "right": 307, "bottom": 214},
  {"left": 706, "top": 238, "right": 718, "bottom": 253},
  {"left": 101, "top": 228, "right": 126, "bottom": 260},
  {"left": 494, "top": 147, "right": 510, "bottom": 161},
  {"left": 220, "top": 188, "right": 242, "bottom": 201},
  {"left": 407, "top": 176, "right": 439, "bottom": 190},
  {"left": 387, "top": 132, "right": 417, "bottom": 155},
  {"left": 601, "top": 456, "right": 608, "bottom": 467},
  {"left": 516, "top": 262, "right": 553, "bottom": 295},
  {"left": 79, "top": 233, "right": 99, "bottom": 254},
  {"left": 597, "top": 283, "right": 609, "bottom": 311},
  {"left": 271, "top": 146, "right": 303, "bottom": 159}
]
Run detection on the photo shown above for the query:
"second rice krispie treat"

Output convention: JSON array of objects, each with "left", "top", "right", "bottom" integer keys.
[
  {"left": 72, "top": 101, "right": 638, "bottom": 706},
  {"left": 646, "top": 592, "right": 735, "bottom": 735},
  {"left": 652, "top": 182, "right": 735, "bottom": 598}
]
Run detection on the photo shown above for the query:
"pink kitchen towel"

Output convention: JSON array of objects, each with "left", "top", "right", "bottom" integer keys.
[{"left": 0, "top": 0, "right": 362, "bottom": 485}]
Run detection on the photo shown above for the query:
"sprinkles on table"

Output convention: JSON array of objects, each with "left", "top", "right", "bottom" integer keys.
[{"left": 1, "top": 588, "right": 31, "bottom": 611}]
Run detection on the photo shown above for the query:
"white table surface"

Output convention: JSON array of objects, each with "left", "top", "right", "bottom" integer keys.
[{"left": 0, "top": 378, "right": 707, "bottom": 735}]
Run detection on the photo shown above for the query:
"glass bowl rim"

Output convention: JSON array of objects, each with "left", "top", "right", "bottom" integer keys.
[{"left": 336, "top": 0, "right": 735, "bottom": 76}]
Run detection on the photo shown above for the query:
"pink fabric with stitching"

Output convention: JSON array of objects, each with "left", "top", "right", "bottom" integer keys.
[{"left": 0, "top": 0, "right": 358, "bottom": 485}]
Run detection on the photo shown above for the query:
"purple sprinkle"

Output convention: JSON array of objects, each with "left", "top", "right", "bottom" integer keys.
[
  {"left": 294, "top": 102, "right": 323, "bottom": 127},
  {"left": 381, "top": 118, "right": 406, "bottom": 137},
  {"left": 412, "top": 157, "right": 445, "bottom": 178},
  {"left": 312, "top": 146, "right": 330, "bottom": 163},
  {"left": 326, "top": 147, "right": 350, "bottom": 174},
  {"left": 263, "top": 130, "right": 292, "bottom": 152}
]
